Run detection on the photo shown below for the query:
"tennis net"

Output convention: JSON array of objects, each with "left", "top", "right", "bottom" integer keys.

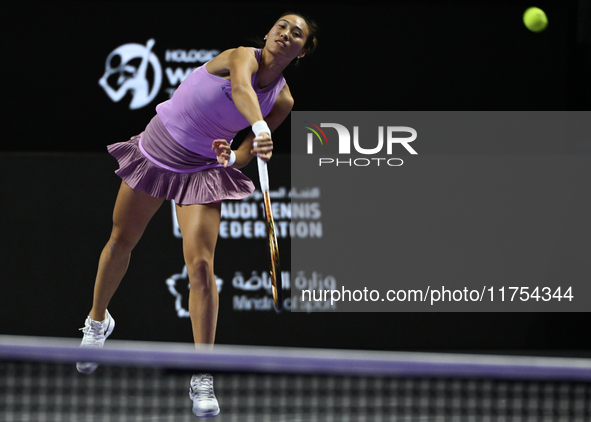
[{"left": 1, "top": 335, "right": 590, "bottom": 421}]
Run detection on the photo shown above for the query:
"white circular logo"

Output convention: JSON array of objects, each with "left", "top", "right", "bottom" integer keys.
[{"left": 99, "top": 39, "right": 162, "bottom": 110}]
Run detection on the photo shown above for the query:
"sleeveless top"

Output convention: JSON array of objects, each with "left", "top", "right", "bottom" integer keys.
[{"left": 155, "top": 48, "right": 286, "bottom": 159}]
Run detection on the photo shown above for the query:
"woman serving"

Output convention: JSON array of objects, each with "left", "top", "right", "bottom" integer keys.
[{"left": 76, "top": 12, "right": 317, "bottom": 418}]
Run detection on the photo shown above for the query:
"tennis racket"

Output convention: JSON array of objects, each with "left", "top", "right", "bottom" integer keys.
[{"left": 257, "top": 156, "right": 283, "bottom": 312}]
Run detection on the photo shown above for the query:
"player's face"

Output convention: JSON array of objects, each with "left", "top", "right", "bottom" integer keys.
[{"left": 266, "top": 15, "right": 309, "bottom": 59}]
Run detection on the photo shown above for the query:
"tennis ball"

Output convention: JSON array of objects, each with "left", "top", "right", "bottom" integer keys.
[{"left": 523, "top": 7, "right": 548, "bottom": 32}]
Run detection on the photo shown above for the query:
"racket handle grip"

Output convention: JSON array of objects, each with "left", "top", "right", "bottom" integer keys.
[{"left": 257, "top": 156, "right": 269, "bottom": 193}]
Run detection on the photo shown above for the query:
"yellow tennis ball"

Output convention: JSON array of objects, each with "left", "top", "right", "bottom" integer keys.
[{"left": 523, "top": 7, "right": 548, "bottom": 32}]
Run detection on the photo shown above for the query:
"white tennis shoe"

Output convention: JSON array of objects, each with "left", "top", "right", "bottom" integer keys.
[
  {"left": 189, "top": 374, "right": 220, "bottom": 417},
  {"left": 76, "top": 310, "right": 115, "bottom": 374}
]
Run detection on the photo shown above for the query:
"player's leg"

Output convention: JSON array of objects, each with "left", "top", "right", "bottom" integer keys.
[
  {"left": 89, "top": 181, "right": 165, "bottom": 321},
  {"left": 174, "top": 201, "right": 221, "bottom": 345},
  {"left": 78, "top": 181, "right": 165, "bottom": 374},
  {"left": 175, "top": 201, "right": 221, "bottom": 418}
]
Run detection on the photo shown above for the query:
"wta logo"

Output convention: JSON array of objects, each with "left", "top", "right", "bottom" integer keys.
[
  {"left": 302, "top": 122, "right": 417, "bottom": 167},
  {"left": 99, "top": 40, "right": 221, "bottom": 110},
  {"left": 99, "top": 39, "right": 162, "bottom": 110}
]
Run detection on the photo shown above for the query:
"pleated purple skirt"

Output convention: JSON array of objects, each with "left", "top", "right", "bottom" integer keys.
[{"left": 107, "top": 115, "right": 255, "bottom": 205}]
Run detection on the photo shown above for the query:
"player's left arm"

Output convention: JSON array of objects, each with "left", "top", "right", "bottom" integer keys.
[{"left": 213, "top": 84, "right": 294, "bottom": 169}]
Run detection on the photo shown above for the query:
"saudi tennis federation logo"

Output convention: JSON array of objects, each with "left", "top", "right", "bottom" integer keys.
[
  {"left": 99, "top": 39, "right": 162, "bottom": 110},
  {"left": 303, "top": 121, "right": 417, "bottom": 167}
]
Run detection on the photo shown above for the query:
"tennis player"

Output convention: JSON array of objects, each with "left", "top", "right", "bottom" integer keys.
[{"left": 76, "top": 12, "right": 317, "bottom": 418}]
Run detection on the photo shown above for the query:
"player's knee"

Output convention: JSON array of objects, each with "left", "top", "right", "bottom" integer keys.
[
  {"left": 107, "top": 234, "right": 137, "bottom": 257},
  {"left": 186, "top": 257, "right": 214, "bottom": 289}
]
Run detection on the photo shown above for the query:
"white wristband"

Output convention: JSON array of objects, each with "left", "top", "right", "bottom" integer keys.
[
  {"left": 227, "top": 151, "right": 236, "bottom": 166},
  {"left": 252, "top": 120, "right": 270, "bottom": 137}
]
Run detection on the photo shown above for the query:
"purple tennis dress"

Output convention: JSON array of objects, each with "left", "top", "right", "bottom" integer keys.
[{"left": 107, "top": 48, "right": 286, "bottom": 205}]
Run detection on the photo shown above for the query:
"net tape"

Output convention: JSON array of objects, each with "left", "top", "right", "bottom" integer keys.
[
  {"left": 1, "top": 336, "right": 591, "bottom": 421},
  {"left": 1, "top": 335, "right": 591, "bottom": 381}
]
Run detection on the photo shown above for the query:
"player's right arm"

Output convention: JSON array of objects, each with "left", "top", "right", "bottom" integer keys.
[
  {"left": 208, "top": 47, "right": 276, "bottom": 168},
  {"left": 212, "top": 84, "right": 293, "bottom": 169},
  {"left": 205, "top": 47, "right": 264, "bottom": 126}
]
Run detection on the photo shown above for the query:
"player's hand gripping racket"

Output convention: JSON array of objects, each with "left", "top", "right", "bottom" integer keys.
[{"left": 257, "top": 156, "right": 282, "bottom": 312}]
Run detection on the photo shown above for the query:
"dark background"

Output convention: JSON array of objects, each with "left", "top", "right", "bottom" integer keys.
[
  {"left": 2, "top": 0, "right": 591, "bottom": 355},
  {"left": 3, "top": 0, "right": 590, "bottom": 154}
]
